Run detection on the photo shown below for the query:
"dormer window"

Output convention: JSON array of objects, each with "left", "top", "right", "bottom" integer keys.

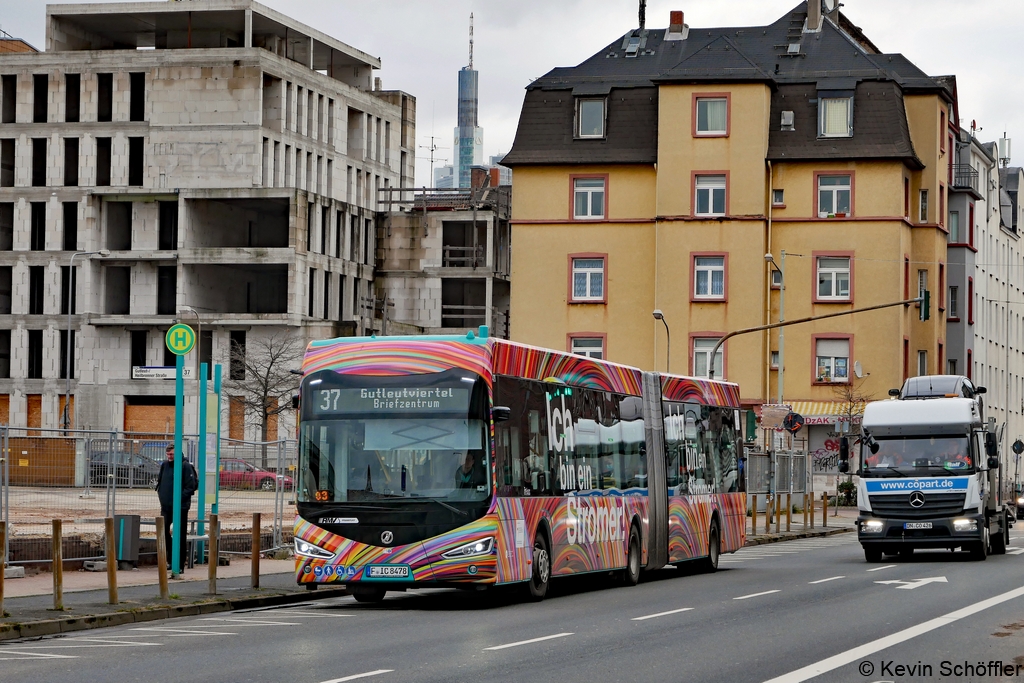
[
  {"left": 576, "top": 99, "right": 605, "bottom": 138},
  {"left": 819, "top": 96, "right": 853, "bottom": 138}
]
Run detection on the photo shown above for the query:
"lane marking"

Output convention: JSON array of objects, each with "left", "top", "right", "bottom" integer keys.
[
  {"left": 197, "top": 618, "right": 300, "bottom": 626},
  {"left": 762, "top": 584, "right": 1024, "bottom": 683},
  {"left": 809, "top": 576, "right": 845, "bottom": 584},
  {"left": 632, "top": 607, "right": 694, "bottom": 621},
  {"left": 132, "top": 627, "right": 236, "bottom": 636},
  {"left": 734, "top": 590, "right": 781, "bottom": 600},
  {"left": 0, "top": 650, "right": 78, "bottom": 659},
  {"left": 866, "top": 564, "right": 897, "bottom": 572},
  {"left": 320, "top": 671, "right": 394, "bottom": 683},
  {"left": 1009, "top": 548, "right": 1024, "bottom": 555},
  {"left": 484, "top": 633, "right": 574, "bottom": 651}
]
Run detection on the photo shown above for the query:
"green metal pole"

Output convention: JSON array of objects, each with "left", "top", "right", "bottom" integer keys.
[
  {"left": 197, "top": 363, "right": 208, "bottom": 562},
  {"left": 213, "top": 364, "right": 223, "bottom": 516},
  {"left": 172, "top": 353, "right": 184, "bottom": 577}
]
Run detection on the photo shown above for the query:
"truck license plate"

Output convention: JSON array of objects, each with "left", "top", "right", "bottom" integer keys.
[
  {"left": 904, "top": 522, "right": 932, "bottom": 530},
  {"left": 365, "top": 565, "right": 410, "bottom": 579}
]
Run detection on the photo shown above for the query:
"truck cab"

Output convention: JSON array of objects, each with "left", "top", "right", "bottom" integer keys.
[{"left": 854, "top": 393, "right": 1012, "bottom": 562}]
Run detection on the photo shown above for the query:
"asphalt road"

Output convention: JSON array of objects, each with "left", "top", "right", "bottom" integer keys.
[{"left": 3, "top": 528, "right": 1024, "bottom": 683}]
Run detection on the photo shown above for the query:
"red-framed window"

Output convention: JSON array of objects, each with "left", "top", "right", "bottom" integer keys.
[
  {"left": 691, "top": 252, "right": 728, "bottom": 302},
  {"left": 813, "top": 334, "right": 853, "bottom": 385},
  {"left": 938, "top": 183, "right": 945, "bottom": 227},
  {"left": 568, "top": 253, "right": 607, "bottom": 304},
  {"left": 967, "top": 349, "right": 973, "bottom": 380},
  {"left": 815, "top": 171, "right": 854, "bottom": 218},
  {"left": 904, "top": 178, "right": 910, "bottom": 219},
  {"left": 692, "top": 92, "right": 731, "bottom": 138},
  {"left": 940, "top": 111, "right": 946, "bottom": 152},
  {"left": 969, "top": 203, "right": 975, "bottom": 247},
  {"left": 938, "top": 341, "right": 944, "bottom": 374},
  {"left": 570, "top": 174, "right": 608, "bottom": 221},
  {"left": 813, "top": 251, "right": 853, "bottom": 303},
  {"left": 967, "top": 277, "right": 974, "bottom": 325},
  {"left": 567, "top": 333, "right": 607, "bottom": 360},
  {"left": 903, "top": 338, "right": 910, "bottom": 381},
  {"left": 904, "top": 256, "right": 910, "bottom": 300},
  {"left": 938, "top": 263, "right": 945, "bottom": 311}
]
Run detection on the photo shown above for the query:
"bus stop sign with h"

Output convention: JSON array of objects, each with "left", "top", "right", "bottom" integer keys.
[{"left": 165, "top": 324, "right": 195, "bottom": 576}]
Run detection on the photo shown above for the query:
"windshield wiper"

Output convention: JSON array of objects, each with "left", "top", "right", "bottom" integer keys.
[
  {"left": 309, "top": 505, "right": 391, "bottom": 515},
  {"left": 409, "top": 495, "right": 467, "bottom": 517}
]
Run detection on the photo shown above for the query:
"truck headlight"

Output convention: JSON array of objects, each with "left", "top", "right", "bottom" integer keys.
[
  {"left": 861, "top": 519, "right": 884, "bottom": 533},
  {"left": 441, "top": 537, "right": 495, "bottom": 559},
  {"left": 953, "top": 518, "right": 977, "bottom": 532},
  {"left": 1017, "top": 497, "right": 1024, "bottom": 505},
  {"left": 295, "top": 538, "right": 335, "bottom": 559}
]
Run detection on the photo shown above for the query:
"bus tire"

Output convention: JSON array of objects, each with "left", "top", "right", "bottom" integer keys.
[
  {"left": 621, "top": 525, "right": 641, "bottom": 586},
  {"left": 863, "top": 544, "right": 882, "bottom": 562},
  {"left": 526, "top": 531, "right": 551, "bottom": 601},
  {"left": 350, "top": 586, "right": 387, "bottom": 603},
  {"left": 702, "top": 521, "right": 720, "bottom": 573}
]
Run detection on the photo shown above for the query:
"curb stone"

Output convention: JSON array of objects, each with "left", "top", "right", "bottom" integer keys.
[
  {"left": 744, "top": 526, "right": 854, "bottom": 546},
  {"left": 0, "top": 588, "right": 348, "bottom": 642}
]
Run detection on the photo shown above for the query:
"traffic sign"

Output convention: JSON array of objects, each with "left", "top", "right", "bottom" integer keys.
[
  {"left": 783, "top": 411, "right": 805, "bottom": 434},
  {"left": 165, "top": 323, "right": 196, "bottom": 356},
  {"left": 1013, "top": 439, "right": 1023, "bottom": 455}
]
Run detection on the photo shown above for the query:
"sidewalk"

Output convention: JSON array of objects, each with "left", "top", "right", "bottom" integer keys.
[
  {"left": 745, "top": 504, "right": 858, "bottom": 545},
  {"left": 0, "top": 558, "right": 346, "bottom": 642}
]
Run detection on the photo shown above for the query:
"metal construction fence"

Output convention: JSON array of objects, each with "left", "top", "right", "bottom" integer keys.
[
  {"left": 745, "top": 451, "right": 810, "bottom": 496},
  {"left": 0, "top": 425, "right": 296, "bottom": 565}
]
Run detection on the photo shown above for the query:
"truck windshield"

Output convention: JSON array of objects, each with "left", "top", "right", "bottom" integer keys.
[
  {"left": 862, "top": 436, "right": 973, "bottom": 476},
  {"left": 297, "top": 369, "right": 491, "bottom": 504}
]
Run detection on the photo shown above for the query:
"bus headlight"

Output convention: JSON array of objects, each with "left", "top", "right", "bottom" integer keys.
[
  {"left": 441, "top": 537, "right": 495, "bottom": 559},
  {"left": 953, "top": 518, "right": 977, "bottom": 532},
  {"left": 861, "top": 520, "right": 884, "bottom": 533},
  {"left": 295, "top": 538, "right": 335, "bottom": 559},
  {"left": 1017, "top": 497, "right": 1024, "bottom": 506}
]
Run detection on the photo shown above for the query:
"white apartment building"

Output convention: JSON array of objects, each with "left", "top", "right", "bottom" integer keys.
[{"left": 0, "top": 0, "right": 415, "bottom": 437}]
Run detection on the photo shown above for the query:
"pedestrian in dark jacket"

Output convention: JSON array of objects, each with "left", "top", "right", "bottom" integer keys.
[{"left": 155, "top": 444, "right": 198, "bottom": 569}]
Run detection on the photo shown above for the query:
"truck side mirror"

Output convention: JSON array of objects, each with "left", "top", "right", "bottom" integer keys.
[
  {"left": 291, "top": 394, "right": 300, "bottom": 410},
  {"left": 838, "top": 437, "right": 850, "bottom": 473},
  {"left": 987, "top": 456, "right": 999, "bottom": 470},
  {"left": 985, "top": 431, "right": 997, "bottom": 457},
  {"left": 492, "top": 406, "right": 511, "bottom": 422}
]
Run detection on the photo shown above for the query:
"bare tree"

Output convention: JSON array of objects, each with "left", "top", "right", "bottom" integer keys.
[
  {"left": 229, "top": 330, "right": 305, "bottom": 468},
  {"left": 831, "top": 378, "right": 875, "bottom": 509}
]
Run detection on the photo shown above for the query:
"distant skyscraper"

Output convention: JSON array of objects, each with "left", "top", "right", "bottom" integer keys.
[
  {"left": 434, "top": 164, "right": 455, "bottom": 189},
  {"left": 489, "top": 154, "right": 512, "bottom": 186},
  {"left": 454, "top": 14, "right": 483, "bottom": 188}
]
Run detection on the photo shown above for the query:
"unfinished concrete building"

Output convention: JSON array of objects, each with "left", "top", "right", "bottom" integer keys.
[
  {"left": 0, "top": 0, "right": 415, "bottom": 436},
  {"left": 377, "top": 169, "right": 510, "bottom": 337}
]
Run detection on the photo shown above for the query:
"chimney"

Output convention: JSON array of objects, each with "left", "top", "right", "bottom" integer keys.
[
  {"left": 374, "top": 77, "right": 382, "bottom": 91},
  {"left": 665, "top": 11, "right": 687, "bottom": 40},
  {"left": 471, "top": 166, "right": 491, "bottom": 189},
  {"left": 807, "top": 0, "right": 822, "bottom": 31}
]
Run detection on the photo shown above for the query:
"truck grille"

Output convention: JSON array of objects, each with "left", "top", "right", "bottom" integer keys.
[{"left": 868, "top": 492, "right": 966, "bottom": 519}]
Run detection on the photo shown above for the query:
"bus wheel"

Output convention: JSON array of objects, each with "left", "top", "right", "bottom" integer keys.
[
  {"left": 702, "top": 521, "right": 720, "bottom": 573},
  {"left": 621, "top": 526, "right": 641, "bottom": 586},
  {"left": 350, "top": 586, "right": 387, "bottom": 603},
  {"left": 527, "top": 533, "right": 551, "bottom": 601}
]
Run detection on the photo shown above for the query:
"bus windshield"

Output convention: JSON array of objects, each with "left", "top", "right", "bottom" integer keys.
[
  {"left": 861, "top": 435, "right": 974, "bottom": 476},
  {"left": 298, "top": 370, "right": 491, "bottom": 504}
]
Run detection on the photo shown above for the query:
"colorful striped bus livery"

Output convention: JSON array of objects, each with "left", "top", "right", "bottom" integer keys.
[{"left": 294, "top": 327, "right": 745, "bottom": 602}]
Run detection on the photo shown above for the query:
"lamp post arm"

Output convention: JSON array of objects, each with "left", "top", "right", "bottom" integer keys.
[{"left": 707, "top": 296, "right": 923, "bottom": 379}]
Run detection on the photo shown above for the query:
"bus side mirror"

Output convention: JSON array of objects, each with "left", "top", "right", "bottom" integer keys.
[
  {"left": 838, "top": 437, "right": 850, "bottom": 473},
  {"left": 492, "top": 406, "right": 511, "bottom": 423}
]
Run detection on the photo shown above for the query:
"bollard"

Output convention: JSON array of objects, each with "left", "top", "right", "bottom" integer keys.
[
  {"left": 774, "top": 493, "right": 781, "bottom": 534},
  {"left": 104, "top": 517, "right": 118, "bottom": 605},
  {"left": 251, "top": 513, "right": 261, "bottom": 590},
  {"left": 822, "top": 492, "right": 828, "bottom": 528},
  {"left": 0, "top": 521, "right": 6, "bottom": 617},
  {"left": 155, "top": 516, "right": 169, "bottom": 600},
  {"left": 52, "top": 519, "right": 64, "bottom": 611},
  {"left": 802, "top": 492, "right": 808, "bottom": 530},
  {"left": 750, "top": 495, "right": 757, "bottom": 536},
  {"left": 764, "top": 495, "right": 770, "bottom": 534},
  {"left": 786, "top": 493, "right": 792, "bottom": 532},
  {"left": 208, "top": 514, "right": 219, "bottom": 595}
]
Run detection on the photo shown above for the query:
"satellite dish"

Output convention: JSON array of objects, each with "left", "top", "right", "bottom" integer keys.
[
  {"left": 823, "top": 0, "right": 839, "bottom": 11},
  {"left": 853, "top": 361, "right": 864, "bottom": 379}
]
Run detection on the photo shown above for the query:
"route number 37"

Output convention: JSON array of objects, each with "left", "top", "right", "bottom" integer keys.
[{"left": 318, "top": 389, "right": 342, "bottom": 411}]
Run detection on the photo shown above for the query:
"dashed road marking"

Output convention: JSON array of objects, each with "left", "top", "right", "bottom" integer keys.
[
  {"left": 319, "top": 670, "right": 395, "bottom": 683},
  {"left": 866, "top": 564, "right": 897, "bottom": 572},
  {"left": 632, "top": 607, "right": 694, "bottom": 621},
  {"left": 484, "top": 633, "right": 574, "bottom": 651},
  {"left": 734, "top": 590, "right": 781, "bottom": 600},
  {"left": 808, "top": 576, "right": 845, "bottom": 584}
]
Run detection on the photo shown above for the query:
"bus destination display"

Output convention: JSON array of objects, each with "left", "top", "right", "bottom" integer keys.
[{"left": 312, "top": 387, "right": 470, "bottom": 415}]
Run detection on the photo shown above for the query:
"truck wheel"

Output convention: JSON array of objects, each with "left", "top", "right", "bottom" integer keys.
[
  {"left": 991, "top": 519, "right": 1008, "bottom": 555},
  {"left": 970, "top": 528, "right": 989, "bottom": 561},
  {"left": 863, "top": 545, "right": 882, "bottom": 562},
  {"left": 898, "top": 547, "right": 914, "bottom": 558}
]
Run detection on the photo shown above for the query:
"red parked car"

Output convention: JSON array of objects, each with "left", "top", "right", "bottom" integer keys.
[{"left": 219, "top": 459, "right": 293, "bottom": 491}]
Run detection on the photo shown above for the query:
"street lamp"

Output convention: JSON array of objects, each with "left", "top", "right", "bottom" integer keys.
[
  {"left": 765, "top": 251, "right": 785, "bottom": 404},
  {"left": 653, "top": 309, "right": 670, "bottom": 373},
  {"left": 63, "top": 249, "right": 110, "bottom": 429}
]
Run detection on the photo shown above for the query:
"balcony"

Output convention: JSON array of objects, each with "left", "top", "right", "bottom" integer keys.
[
  {"left": 951, "top": 164, "right": 980, "bottom": 196},
  {"left": 442, "top": 245, "right": 486, "bottom": 269}
]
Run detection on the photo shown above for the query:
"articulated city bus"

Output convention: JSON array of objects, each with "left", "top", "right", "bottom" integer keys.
[{"left": 294, "top": 328, "right": 745, "bottom": 602}]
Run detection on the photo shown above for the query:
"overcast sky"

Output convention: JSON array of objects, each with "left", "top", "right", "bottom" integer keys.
[{"left": 4, "top": 1, "right": 1023, "bottom": 185}]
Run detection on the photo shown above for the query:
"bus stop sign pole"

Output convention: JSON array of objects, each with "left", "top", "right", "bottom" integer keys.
[{"left": 166, "top": 323, "right": 196, "bottom": 577}]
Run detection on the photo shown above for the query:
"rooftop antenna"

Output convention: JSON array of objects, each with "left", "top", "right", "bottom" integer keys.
[
  {"left": 638, "top": 0, "right": 647, "bottom": 30},
  {"left": 469, "top": 12, "right": 474, "bottom": 69}
]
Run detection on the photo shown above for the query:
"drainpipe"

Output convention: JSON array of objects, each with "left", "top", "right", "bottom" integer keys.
[{"left": 766, "top": 161, "right": 773, "bottom": 406}]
